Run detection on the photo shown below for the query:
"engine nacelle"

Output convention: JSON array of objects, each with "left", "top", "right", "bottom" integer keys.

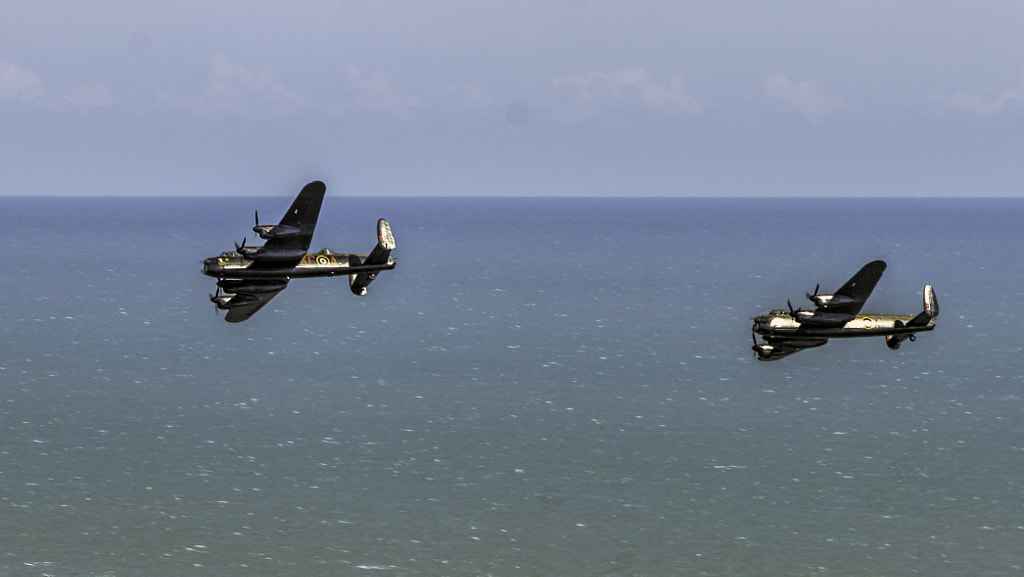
[
  {"left": 794, "top": 310, "right": 855, "bottom": 326},
  {"left": 807, "top": 293, "right": 856, "bottom": 309},
  {"left": 253, "top": 223, "right": 300, "bottom": 240}
]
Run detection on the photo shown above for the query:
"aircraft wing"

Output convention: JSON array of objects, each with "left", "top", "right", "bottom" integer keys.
[
  {"left": 260, "top": 180, "right": 326, "bottom": 255},
  {"left": 218, "top": 282, "right": 288, "bottom": 323},
  {"left": 823, "top": 260, "right": 886, "bottom": 316},
  {"left": 754, "top": 336, "right": 829, "bottom": 361}
]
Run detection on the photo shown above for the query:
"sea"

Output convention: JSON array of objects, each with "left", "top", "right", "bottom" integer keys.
[{"left": 1, "top": 196, "right": 1022, "bottom": 577}]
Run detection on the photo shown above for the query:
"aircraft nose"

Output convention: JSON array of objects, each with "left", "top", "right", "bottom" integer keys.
[{"left": 752, "top": 317, "right": 770, "bottom": 334}]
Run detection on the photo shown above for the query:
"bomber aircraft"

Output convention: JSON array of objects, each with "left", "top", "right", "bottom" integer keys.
[
  {"left": 751, "top": 260, "right": 938, "bottom": 361},
  {"left": 202, "top": 180, "right": 396, "bottom": 322}
]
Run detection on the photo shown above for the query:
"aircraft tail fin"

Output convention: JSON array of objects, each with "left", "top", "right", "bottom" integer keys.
[
  {"left": 349, "top": 219, "right": 396, "bottom": 296},
  {"left": 907, "top": 284, "right": 938, "bottom": 327}
]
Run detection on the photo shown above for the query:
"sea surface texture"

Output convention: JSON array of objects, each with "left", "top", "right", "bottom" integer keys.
[{"left": 1, "top": 197, "right": 1022, "bottom": 576}]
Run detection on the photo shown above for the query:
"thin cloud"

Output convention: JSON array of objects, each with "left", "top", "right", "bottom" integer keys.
[
  {"left": 936, "top": 89, "right": 1019, "bottom": 115},
  {"left": 553, "top": 68, "right": 704, "bottom": 117},
  {"left": 763, "top": 73, "right": 846, "bottom": 124},
  {"left": 0, "top": 58, "right": 45, "bottom": 102},
  {"left": 935, "top": 70, "right": 1024, "bottom": 115},
  {"left": 445, "top": 82, "right": 496, "bottom": 111},
  {"left": 1, "top": 58, "right": 114, "bottom": 112},
  {"left": 163, "top": 53, "right": 309, "bottom": 118},
  {"left": 330, "top": 65, "right": 423, "bottom": 120},
  {"left": 64, "top": 82, "right": 117, "bottom": 109}
]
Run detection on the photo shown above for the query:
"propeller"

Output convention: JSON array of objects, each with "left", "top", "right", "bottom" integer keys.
[
  {"left": 787, "top": 299, "right": 807, "bottom": 320},
  {"left": 234, "top": 237, "right": 247, "bottom": 253},
  {"left": 751, "top": 332, "right": 771, "bottom": 359},
  {"left": 253, "top": 210, "right": 275, "bottom": 237},
  {"left": 209, "top": 286, "right": 222, "bottom": 316},
  {"left": 806, "top": 283, "right": 820, "bottom": 302}
]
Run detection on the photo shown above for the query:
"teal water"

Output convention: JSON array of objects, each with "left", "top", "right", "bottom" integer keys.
[{"left": 1, "top": 197, "right": 1022, "bottom": 576}]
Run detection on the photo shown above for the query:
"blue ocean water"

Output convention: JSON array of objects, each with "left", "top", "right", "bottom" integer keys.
[{"left": 1, "top": 196, "right": 1022, "bottom": 576}]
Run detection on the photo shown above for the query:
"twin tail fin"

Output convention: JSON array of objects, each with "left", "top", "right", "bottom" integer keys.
[
  {"left": 907, "top": 284, "right": 939, "bottom": 327},
  {"left": 349, "top": 219, "right": 397, "bottom": 296}
]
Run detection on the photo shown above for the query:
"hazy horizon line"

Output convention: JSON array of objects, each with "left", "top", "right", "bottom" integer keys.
[{"left": 1, "top": 194, "right": 1021, "bottom": 200}]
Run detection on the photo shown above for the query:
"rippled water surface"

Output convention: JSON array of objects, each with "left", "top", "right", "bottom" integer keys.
[{"left": 1, "top": 197, "right": 1022, "bottom": 576}]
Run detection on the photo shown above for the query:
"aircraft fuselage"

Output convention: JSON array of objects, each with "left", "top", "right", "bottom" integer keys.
[
  {"left": 752, "top": 310, "right": 936, "bottom": 339},
  {"left": 202, "top": 249, "right": 396, "bottom": 280}
]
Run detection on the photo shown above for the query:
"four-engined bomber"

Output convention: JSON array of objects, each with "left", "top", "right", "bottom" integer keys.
[
  {"left": 202, "top": 181, "right": 396, "bottom": 322},
  {"left": 200, "top": 185, "right": 941, "bottom": 363},
  {"left": 751, "top": 260, "right": 938, "bottom": 361}
]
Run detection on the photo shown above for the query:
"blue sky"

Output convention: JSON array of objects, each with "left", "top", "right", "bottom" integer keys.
[{"left": 2, "top": 1, "right": 1024, "bottom": 196}]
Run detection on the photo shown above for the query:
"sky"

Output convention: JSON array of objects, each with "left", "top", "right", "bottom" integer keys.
[{"left": 2, "top": 1, "right": 1024, "bottom": 197}]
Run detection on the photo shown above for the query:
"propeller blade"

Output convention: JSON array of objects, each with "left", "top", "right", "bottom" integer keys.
[
  {"left": 806, "top": 283, "right": 820, "bottom": 301},
  {"left": 210, "top": 287, "right": 222, "bottom": 316},
  {"left": 255, "top": 210, "right": 259, "bottom": 227},
  {"left": 234, "top": 237, "right": 247, "bottom": 252}
]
